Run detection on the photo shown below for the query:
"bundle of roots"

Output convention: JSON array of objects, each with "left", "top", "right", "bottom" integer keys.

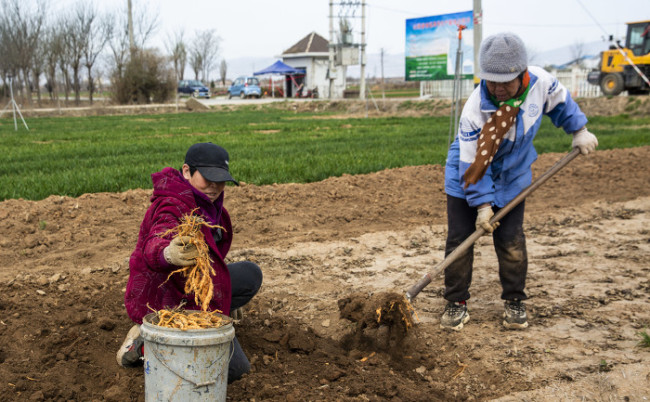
[{"left": 155, "top": 209, "right": 230, "bottom": 330}]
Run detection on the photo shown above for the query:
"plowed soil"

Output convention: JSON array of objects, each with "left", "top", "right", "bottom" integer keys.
[{"left": 1, "top": 140, "right": 649, "bottom": 399}]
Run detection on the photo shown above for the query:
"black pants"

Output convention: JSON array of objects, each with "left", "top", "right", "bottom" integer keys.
[
  {"left": 443, "top": 195, "right": 528, "bottom": 302},
  {"left": 227, "top": 261, "right": 263, "bottom": 383}
]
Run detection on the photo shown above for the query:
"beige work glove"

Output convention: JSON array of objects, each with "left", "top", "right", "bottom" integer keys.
[
  {"left": 163, "top": 236, "right": 199, "bottom": 266},
  {"left": 476, "top": 205, "right": 499, "bottom": 233},
  {"left": 572, "top": 127, "right": 598, "bottom": 155}
]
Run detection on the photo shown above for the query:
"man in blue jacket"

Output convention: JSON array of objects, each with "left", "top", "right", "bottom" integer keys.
[{"left": 441, "top": 32, "right": 598, "bottom": 331}]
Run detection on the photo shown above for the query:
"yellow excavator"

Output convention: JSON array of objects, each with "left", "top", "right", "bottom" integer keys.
[{"left": 587, "top": 20, "right": 650, "bottom": 96}]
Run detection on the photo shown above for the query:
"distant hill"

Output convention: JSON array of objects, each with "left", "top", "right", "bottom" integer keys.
[{"left": 532, "top": 40, "right": 610, "bottom": 70}]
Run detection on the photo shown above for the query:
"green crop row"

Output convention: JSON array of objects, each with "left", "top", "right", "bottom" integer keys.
[{"left": 0, "top": 106, "right": 647, "bottom": 201}]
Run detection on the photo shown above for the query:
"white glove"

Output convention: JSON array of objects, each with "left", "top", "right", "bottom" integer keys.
[
  {"left": 476, "top": 205, "right": 499, "bottom": 233},
  {"left": 572, "top": 127, "right": 598, "bottom": 155},
  {"left": 163, "top": 236, "right": 199, "bottom": 266}
]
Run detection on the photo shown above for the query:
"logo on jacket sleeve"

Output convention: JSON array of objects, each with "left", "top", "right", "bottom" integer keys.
[
  {"left": 459, "top": 128, "right": 480, "bottom": 141},
  {"left": 528, "top": 104, "right": 539, "bottom": 117},
  {"left": 548, "top": 79, "right": 558, "bottom": 94}
]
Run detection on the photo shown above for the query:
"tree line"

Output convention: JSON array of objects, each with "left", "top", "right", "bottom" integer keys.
[{"left": 0, "top": 0, "right": 225, "bottom": 106}]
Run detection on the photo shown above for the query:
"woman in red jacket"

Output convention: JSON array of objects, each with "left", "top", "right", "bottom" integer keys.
[{"left": 116, "top": 142, "right": 263, "bottom": 383}]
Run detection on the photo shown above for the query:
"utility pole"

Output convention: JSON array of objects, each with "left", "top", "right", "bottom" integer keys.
[
  {"left": 473, "top": 0, "right": 482, "bottom": 87},
  {"left": 448, "top": 25, "right": 467, "bottom": 149},
  {"left": 359, "top": 0, "right": 366, "bottom": 100},
  {"left": 380, "top": 48, "right": 385, "bottom": 101},
  {"left": 128, "top": 0, "right": 135, "bottom": 56},
  {"left": 328, "top": 0, "right": 336, "bottom": 99}
]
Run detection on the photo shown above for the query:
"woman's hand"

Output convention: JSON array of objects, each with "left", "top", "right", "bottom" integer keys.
[{"left": 163, "top": 236, "right": 199, "bottom": 266}]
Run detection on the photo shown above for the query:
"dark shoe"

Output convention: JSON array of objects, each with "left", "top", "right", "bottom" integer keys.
[
  {"left": 503, "top": 300, "right": 528, "bottom": 329},
  {"left": 440, "top": 301, "right": 469, "bottom": 331},
  {"left": 116, "top": 324, "right": 144, "bottom": 367}
]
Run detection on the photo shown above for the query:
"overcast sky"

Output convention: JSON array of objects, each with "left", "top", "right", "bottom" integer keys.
[
  {"left": 148, "top": 0, "right": 645, "bottom": 59},
  {"left": 50, "top": 0, "right": 647, "bottom": 79}
]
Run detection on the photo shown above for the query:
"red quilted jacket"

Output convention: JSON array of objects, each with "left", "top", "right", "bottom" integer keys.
[{"left": 124, "top": 167, "right": 232, "bottom": 324}]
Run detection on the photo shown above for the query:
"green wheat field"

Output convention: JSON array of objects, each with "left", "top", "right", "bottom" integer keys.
[{"left": 0, "top": 104, "right": 646, "bottom": 201}]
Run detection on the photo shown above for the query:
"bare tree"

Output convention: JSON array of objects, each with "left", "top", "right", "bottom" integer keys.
[
  {"left": 219, "top": 59, "right": 227, "bottom": 86},
  {"left": 31, "top": 33, "right": 45, "bottom": 105},
  {"left": 108, "top": 1, "right": 158, "bottom": 78},
  {"left": 191, "top": 29, "right": 221, "bottom": 82},
  {"left": 165, "top": 28, "right": 187, "bottom": 81},
  {"left": 131, "top": 1, "right": 159, "bottom": 50},
  {"left": 0, "top": 0, "right": 48, "bottom": 104},
  {"left": 57, "top": 17, "right": 73, "bottom": 104},
  {"left": 43, "top": 25, "right": 63, "bottom": 101},
  {"left": 0, "top": 11, "right": 19, "bottom": 93},
  {"left": 82, "top": 8, "right": 112, "bottom": 104},
  {"left": 108, "top": 9, "right": 130, "bottom": 79},
  {"left": 65, "top": 3, "right": 94, "bottom": 105},
  {"left": 188, "top": 48, "right": 203, "bottom": 81}
]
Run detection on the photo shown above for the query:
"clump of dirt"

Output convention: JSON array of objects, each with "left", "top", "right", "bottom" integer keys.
[
  {"left": 338, "top": 291, "right": 417, "bottom": 360},
  {"left": 339, "top": 291, "right": 414, "bottom": 335}
]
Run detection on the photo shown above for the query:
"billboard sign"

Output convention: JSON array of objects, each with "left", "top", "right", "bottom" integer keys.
[{"left": 405, "top": 11, "right": 474, "bottom": 81}]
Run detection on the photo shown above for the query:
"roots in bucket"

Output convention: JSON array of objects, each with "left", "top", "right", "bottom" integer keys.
[
  {"left": 338, "top": 291, "right": 417, "bottom": 350},
  {"left": 154, "top": 209, "right": 227, "bottom": 329},
  {"left": 148, "top": 305, "right": 231, "bottom": 330}
]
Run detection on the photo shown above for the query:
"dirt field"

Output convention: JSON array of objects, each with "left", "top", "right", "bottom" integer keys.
[{"left": 0, "top": 140, "right": 649, "bottom": 401}]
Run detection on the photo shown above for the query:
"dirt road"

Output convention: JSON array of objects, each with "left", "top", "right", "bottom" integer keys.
[{"left": 0, "top": 146, "right": 649, "bottom": 401}]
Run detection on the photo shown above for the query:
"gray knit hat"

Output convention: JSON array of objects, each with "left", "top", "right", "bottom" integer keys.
[{"left": 478, "top": 32, "right": 527, "bottom": 82}]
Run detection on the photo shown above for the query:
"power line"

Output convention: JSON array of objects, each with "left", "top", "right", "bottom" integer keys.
[
  {"left": 366, "top": 4, "right": 425, "bottom": 17},
  {"left": 489, "top": 22, "right": 620, "bottom": 28},
  {"left": 574, "top": 0, "right": 612, "bottom": 37},
  {"left": 575, "top": 0, "right": 650, "bottom": 87},
  {"left": 369, "top": 3, "right": 623, "bottom": 30}
]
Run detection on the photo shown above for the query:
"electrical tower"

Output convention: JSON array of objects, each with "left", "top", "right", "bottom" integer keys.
[{"left": 328, "top": 0, "right": 366, "bottom": 99}]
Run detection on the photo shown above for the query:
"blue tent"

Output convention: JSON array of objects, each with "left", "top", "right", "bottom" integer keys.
[
  {"left": 253, "top": 60, "right": 305, "bottom": 76},
  {"left": 253, "top": 60, "right": 305, "bottom": 98}
]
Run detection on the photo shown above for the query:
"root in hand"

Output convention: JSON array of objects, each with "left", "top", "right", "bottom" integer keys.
[
  {"left": 160, "top": 208, "right": 224, "bottom": 312},
  {"left": 154, "top": 209, "right": 228, "bottom": 329}
]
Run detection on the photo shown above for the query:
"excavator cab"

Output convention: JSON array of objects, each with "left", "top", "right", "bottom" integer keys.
[
  {"left": 588, "top": 20, "right": 650, "bottom": 96},
  {"left": 626, "top": 21, "right": 650, "bottom": 57}
]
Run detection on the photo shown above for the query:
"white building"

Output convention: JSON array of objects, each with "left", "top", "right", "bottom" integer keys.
[{"left": 280, "top": 32, "right": 347, "bottom": 99}]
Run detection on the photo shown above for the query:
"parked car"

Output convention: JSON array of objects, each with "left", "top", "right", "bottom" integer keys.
[
  {"left": 178, "top": 80, "right": 210, "bottom": 98},
  {"left": 228, "top": 76, "right": 262, "bottom": 99}
]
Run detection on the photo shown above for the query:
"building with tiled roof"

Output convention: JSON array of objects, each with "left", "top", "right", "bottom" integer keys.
[{"left": 280, "top": 32, "right": 347, "bottom": 99}]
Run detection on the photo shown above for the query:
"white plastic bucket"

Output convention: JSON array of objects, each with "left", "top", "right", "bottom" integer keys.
[{"left": 140, "top": 312, "right": 235, "bottom": 402}]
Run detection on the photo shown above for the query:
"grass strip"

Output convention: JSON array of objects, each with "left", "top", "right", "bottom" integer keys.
[{"left": 0, "top": 106, "right": 647, "bottom": 201}]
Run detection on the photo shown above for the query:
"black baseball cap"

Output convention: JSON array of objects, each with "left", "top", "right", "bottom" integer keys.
[{"left": 184, "top": 142, "right": 239, "bottom": 185}]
